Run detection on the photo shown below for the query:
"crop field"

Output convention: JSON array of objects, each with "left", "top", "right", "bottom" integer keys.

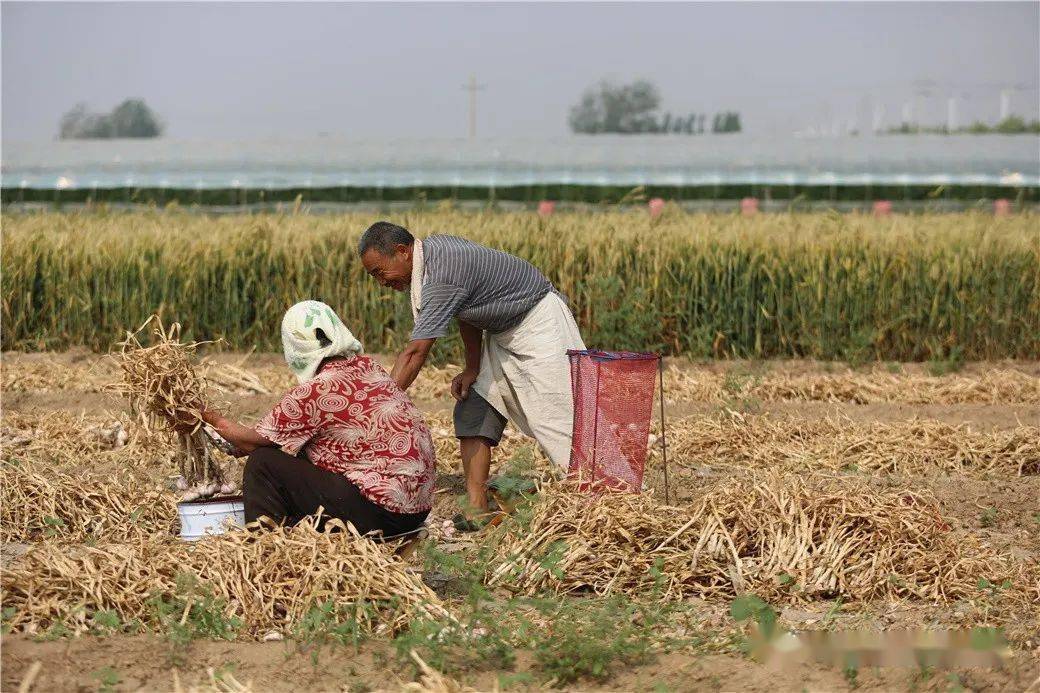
[
  {"left": 1, "top": 211, "right": 1039, "bottom": 691},
  {"left": 3, "top": 210, "right": 1038, "bottom": 361},
  {"left": 2, "top": 347, "right": 1038, "bottom": 692}
]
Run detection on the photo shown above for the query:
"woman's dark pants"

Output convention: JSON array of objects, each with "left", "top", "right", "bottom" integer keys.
[{"left": 242, "top": 447, "right": 428, "bottom": 537}]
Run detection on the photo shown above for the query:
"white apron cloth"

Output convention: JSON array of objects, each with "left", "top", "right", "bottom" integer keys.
[{"left": 411, "top": 240, "right": 585, "bottom": 471}]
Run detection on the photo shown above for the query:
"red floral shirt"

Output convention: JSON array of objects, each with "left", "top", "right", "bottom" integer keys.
[{"left": 255, "top": 356, "right": 435, "bottom": 514}]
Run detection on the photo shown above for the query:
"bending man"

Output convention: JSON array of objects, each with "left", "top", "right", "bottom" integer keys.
[{"left": 359, "top": 221, "right": 585, "bottom": 529}]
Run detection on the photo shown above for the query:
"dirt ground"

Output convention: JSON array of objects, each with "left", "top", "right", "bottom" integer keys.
[
  {"left": 2, "top": 352, "right": 1038, "bottom": 692},
  {"left": 4, "top": 633, "right": 1040, "bottom": 692}
]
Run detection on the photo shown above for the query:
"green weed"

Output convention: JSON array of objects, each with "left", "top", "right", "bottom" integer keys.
[
  {"left": 149, "top": 572, "right": 242, "bottom": 666},
  {"left": 532, "top": 597, "right": 656, "bottom": 685},
  {"left": 292, "top": 600, "right": 373, "bottom": 665},
  {"left": 91, "top": 666, "right": 120, "bottom": 693}
]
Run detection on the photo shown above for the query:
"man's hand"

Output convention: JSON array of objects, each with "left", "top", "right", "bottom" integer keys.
[{"left": 451, "top": 368, "right": 479, "bottom": 401}]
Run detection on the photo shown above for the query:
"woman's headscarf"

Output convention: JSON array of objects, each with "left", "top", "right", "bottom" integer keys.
[{"left": 280, "top": 301, "right": 363, "bottom": 383}]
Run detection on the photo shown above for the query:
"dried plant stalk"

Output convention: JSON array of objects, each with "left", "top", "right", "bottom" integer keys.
[
  {"left": 1, "top": 518, "right": 451, "bottom": 639},
  {"left": 652, "top": 412, "right": 1040, "bottom": 478},
  {"left": 485, "top": 472, "right": 1033, "bottom": 605},
  {"left": 0, "top": 459, "right": 177, "bottom": 543},
  {"left": 664, "top": 365, "right": 1040, "bottom": 405},
  {"left": 111, "top": 316, "right": 222, "bottom": 487}
]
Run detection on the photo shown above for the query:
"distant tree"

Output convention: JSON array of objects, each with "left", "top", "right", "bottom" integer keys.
[
  {"left": 108, "top": 99, "right": 163, "bottom": 137},
  {"left": 569, "top": 80, "right": 662, "bottom": 134},
  {"left": 569, "top": 80, "right": 743, "bottom": 135},
  {"left": 992, "top": 115, "right": 1040, "bottom": 134},
  {"left": 58, "top": 98, "right": 163, "bottom": 139},
  {"left": 59, "top": 102, "right": 89, "bottom": 139},
  {"left": 712, "top": 111, "right": 742, "bottom": 134}
]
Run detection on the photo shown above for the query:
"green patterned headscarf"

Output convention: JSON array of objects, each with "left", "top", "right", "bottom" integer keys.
[{"left": 281, "top": 300, "right": 363, "bottom": 383}]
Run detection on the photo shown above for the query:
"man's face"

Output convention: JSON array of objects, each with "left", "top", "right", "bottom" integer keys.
[{"left": 361, "top": 244, "right": 413, "bottom": 292}]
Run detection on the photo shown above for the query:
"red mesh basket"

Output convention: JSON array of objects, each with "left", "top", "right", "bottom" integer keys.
[{"left": 567, "top": 350, "right": 660, "bottom": 492}]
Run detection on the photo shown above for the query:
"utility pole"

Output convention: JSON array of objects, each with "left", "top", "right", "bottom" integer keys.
[
  {"left": 946, "top": 96, "right": 958, "bottom": 132},
  {"left": 462, "top": 74, "right": 486, "bottom": 138},
  {"left": 872, "top": 101, "right": 885, "bottom": 134},
  {"left": 912, "top": 79, "right": 935, "bottom": 132},
  {"left": 999, "top": 88, "right": 1012, "bottom": 121}
]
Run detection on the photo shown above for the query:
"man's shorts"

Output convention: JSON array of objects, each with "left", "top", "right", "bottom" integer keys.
[{"left": 453, "top": 390, "right": 507, "bottom": 445}]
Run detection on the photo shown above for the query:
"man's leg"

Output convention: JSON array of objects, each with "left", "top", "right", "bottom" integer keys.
[
  {"left": 454, "top": 390, "right": 507, "bottom": 520},
  {"left": 460, "top": 436, "right": 493, "bottom": 513}
]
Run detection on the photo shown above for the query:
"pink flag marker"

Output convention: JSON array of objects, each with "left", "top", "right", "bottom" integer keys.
[
  {"left": 648, "top": 198, "right": 665, "bottom": 218},
  {"left": 872, "top": 200, "right": 893, "bottom": 216}
]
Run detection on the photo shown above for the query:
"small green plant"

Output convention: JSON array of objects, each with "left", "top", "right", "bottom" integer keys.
[
  {"left": 979, "top": 507, "right": 997, "bottom": 528},
  {"left": 90, "top": 609, "right": 122, "bottom": 635},
  {"left": 926, "top": 346, "right": 964, "bottom": 376},
  {"left": 36, "top": 621, "right": 72, "bottom": 641},
  {"left": 393, "top": 615, "right": 516, "bottom": 677},
  {"left": 885, "top": 362, "right": 902, "bottom": 374},
  {"left": 843, "top": 663, "right": 859, "bottom": 689},
  {"left": 489, "top": 447, "right": 539, "bottom": 505},
  {"left": 498, "top": 672, "right": 535, "bottom": 690},
  {"left": 1, "top": 606, "right": 17, "bottom": 634},
  {"left": 149, "top": 572, "right": 242, "bottom": 666},
  {"left": 730, "top": 594, "right": 779, "bottom": 641},
  {"left": 976, "top": 577, "right": 1012, "bottom": 598},
  {"left": 909, "top": 664, "right": 935, "bottom": 691},
  {"left": 821, "top": 597, "right": 844, "bottom": 628},
  {"left": 293, "top": 600, "right": 370, "bottom": 656},
  {"left": 531, "top": 597, "right": 657, "bottom": 685},
  {"left": 42, "top": 515, "right": 66, "bottom": 538},
  {"left": 422, "top": 541, "right": 497, "bottom": 601},
  {"left": 91, "top": 666, "right": 120, "bottom": 693}
]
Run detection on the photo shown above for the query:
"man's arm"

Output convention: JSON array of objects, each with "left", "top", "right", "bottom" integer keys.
[
  {"left": 391, "top": 338, "right": 436, "bottom": 391},
  {"left": 451, "top": 320, "right": 483, "bottom": 401}
]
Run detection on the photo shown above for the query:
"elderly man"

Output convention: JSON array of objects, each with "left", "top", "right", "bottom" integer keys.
[{"left": 359, "top": 221, "right": 585, "bottom": 530}]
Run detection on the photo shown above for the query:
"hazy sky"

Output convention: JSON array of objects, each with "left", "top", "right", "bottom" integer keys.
[{"left": 3, "top": 2, "right": 1038, "bottom": 141}]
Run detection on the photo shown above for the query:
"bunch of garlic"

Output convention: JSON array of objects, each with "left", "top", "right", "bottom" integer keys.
[{"left": 175, "top": 476, "right": 237, "bottom": 502}]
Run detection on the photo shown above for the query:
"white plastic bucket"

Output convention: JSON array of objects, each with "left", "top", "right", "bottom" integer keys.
[{"left": 177, "top": 495, "right": 245, "bottom": 541}]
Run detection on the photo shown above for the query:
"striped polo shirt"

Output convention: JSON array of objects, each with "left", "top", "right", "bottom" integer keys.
[{"left": 411, "top": 235, "right": 553, "bottom": 340}]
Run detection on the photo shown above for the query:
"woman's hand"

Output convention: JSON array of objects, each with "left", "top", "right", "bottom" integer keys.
[
  {"left": 205, "top": 409, "right": 274, "bottom": 456},
  {"left": 451, "top": 368, "right": 479, "bottom": 401},
  {"left": 171, "top": 409, "right": 202, "bottom": 434}
]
